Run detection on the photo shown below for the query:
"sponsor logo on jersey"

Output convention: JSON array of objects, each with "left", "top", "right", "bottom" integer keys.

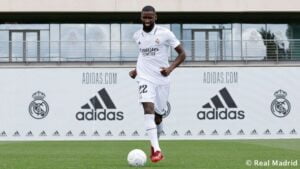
[{"left": 140, "top": 48, "right": 159, "bottom": 56}]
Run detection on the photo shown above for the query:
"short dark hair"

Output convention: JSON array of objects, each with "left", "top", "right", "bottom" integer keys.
[{"left": 142, "top": 5, "right": 156, "bottom": 12}]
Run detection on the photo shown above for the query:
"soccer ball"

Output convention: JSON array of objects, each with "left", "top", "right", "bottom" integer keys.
[{"left": 127, "top": 149, "right": 147, "bottom": 167}]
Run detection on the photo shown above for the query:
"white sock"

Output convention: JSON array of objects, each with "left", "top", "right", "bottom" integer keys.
[
  {"left": 144, "top": 114, "right": 161, "bottom": 152},
  {"left": 157, "top": 122, "right": 163, "bottom": 139}
]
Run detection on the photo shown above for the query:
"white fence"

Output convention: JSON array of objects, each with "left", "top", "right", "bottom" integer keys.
[{"left": 0, "top": 40, "right": 299, "bottom": 62}]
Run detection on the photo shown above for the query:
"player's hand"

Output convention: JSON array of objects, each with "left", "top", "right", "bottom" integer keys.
[
  {"left": 160, "top": 67, "right": 172, "bottom": 77},
  {"left": 129, "top": 69, "right": 137, "bottom": 79}
]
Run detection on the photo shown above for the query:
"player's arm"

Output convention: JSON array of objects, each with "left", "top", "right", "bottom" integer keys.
[
  {"left": 160, "top": 44, "right": 186, "bottom": 77},
  {"left": 130, "top": 31, "right": 139, "bottom": 79},
  {"left": 129, "top": 68, "right": 137, "bottom": 79}
]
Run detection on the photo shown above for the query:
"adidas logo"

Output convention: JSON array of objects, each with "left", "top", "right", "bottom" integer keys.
[
  {"left": 290, "top": 129, "right": 297, "bottom": 135},
  {"left": 251, "top": 129, "right": 258, "bottom": 135},
  {"left": 171, "top": 130, "right": 179, "bottom": 136},
  {"left": 211, "top": 130, "right": 219, "bottom": 135},
  {"left": 105, "top": 130, "right": 113, "bottom": 136},
  {"left": 79, "top": 131, "right": 87, "bottom": 136},
  {"left": 184, "top": 130, "right": 192, "bottom": 136},
  {"left": 26, "top": 131, "right": 34, "bottom": 137},
  {"left": 225, "top": 129, "right": 231, "bottom": 135},
  {"left": 39, "top": 131, "right": 47, "bottom": 136},
  {"left": 264, "top": 129, "right": 271, "bottom": 135},
  {"left": 119, "top": 130, "right": 126, "bottom": 136},
  {"left": 53, "top": 131, "right": 60, "bottom": 136},
  {"left": 132, "top": 131, "right": 139, "bottom": 136},
  {"left": 159, "top": 130, "right": 166, "bottom": 136},
  {"left": 277, "top": 129, "right": 284, "bottom": 135},
  {"left": 198, "top": 130, "right": 205, "bottom": 136},
  {"left": 197, "top": 87, "right": 245, "bottom": 120},
  {"left": 93, "top": 130, "right": 100, "bottom": 136},
  {"left": 1, "top": 131, "right": 7, "bottom": 137},
  {"left": 237, "top": 129, "right": 245, "bottom": 135},
  {"left": 13, "top": 131, "right": 20, "bottom": 137},
  {"left": 76, "top": 88, "right": 124, "bottom": 121},
  {"left": 66, "top": 131, "right": 73, "bottom": 136}
]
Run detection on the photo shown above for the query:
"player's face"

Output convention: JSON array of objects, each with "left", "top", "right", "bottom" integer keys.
[{"left": 141, "top": 11, "right": 156, "bottom": 28}]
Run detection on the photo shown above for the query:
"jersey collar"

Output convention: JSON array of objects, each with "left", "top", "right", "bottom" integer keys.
[{"left": 142, "top": 25, "right": 158, "bottom": 36}]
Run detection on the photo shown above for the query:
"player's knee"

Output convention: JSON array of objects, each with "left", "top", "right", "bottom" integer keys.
[
  {"left": 155, "top": 115, "right": 162, "bottom": 125},
  {"left": 143, "top": 106, "right": 154, "bottom": 114}
]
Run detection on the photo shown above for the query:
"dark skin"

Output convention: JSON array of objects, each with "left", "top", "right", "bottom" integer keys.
[{"left": 129, "top": 10, "right": 186, "bottom": 124}]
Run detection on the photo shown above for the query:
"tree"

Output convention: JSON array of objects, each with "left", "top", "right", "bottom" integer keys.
[{"left": 258, "top": 28, "right": 289, "bottom": 60}]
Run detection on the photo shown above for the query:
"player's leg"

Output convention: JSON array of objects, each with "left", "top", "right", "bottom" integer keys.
[
  {"left": 154, "top": 83, "right": 170, "bottom": 139},
  {"left": 138, "top": 80, "right": 162, "bottom": 162},
  {"left": 142, "top": 102, "right": 161, "bottom": 153},
  {"left": 154, "top": 113, "right": 163, "bottom": 138},
  {"left": 150, "top": 113, "right": 162, "bottom": 157},
  {"left": 147, "top": 83, "right": 170, "bottom": 162},
  {"left": 150, "top": 111, "right": 164, "bottom": 162}
]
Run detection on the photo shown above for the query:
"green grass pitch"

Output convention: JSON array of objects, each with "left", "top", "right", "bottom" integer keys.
[{"left": 0, "top": 139, "right": 299, "bottom": 169}]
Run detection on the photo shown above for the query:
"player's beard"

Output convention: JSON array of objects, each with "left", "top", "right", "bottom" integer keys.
[{"left": 143, "top": 23, "right": 155, "bottom": 33}]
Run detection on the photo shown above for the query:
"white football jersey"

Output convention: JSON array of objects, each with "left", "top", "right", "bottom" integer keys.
[{"left": 133, "top": 25, "right": 180, "bottom": 85}]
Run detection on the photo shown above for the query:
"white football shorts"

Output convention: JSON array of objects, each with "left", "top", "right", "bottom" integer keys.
[{"left": 138, "top": 79, "right": 170, "bottom": 115}]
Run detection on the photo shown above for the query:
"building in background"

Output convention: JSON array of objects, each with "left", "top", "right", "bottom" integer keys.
[{"left": 0, "top": 0, "right": 300, "bottom": 63}]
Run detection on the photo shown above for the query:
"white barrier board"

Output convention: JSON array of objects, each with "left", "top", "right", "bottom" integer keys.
[{"left": 0, "top": 67, "right": 299, "bottom": 140}]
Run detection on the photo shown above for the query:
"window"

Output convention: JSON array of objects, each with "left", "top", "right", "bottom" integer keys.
[
  {"left": 61, "top": 24, "right": 85, "bottom": 61},
  {"left": 121, "top": 24, "right": 141, "bottom": 61},
  {"left": 0, "top": 31, "right": 9, "bottom": 61},
  {"left": 86, "top": 24, "right": 110, "bottom": 61},
  {"left": 242, "top": 24, "right": 266, "bottom": 60}
]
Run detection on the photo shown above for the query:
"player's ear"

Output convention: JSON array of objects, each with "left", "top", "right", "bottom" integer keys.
[
  {"left": 155, "top": 14, "right": 157, "bottom": 21},
  {"left": 140, "top": 12, "right": 145, "bottom": 21}
]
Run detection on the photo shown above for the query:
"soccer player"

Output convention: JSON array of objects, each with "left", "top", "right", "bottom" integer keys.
[{"left": 129, "top": 5, "right": 186, "bottom": 163}]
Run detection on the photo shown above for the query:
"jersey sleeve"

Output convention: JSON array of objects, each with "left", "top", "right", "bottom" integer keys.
[{"left": 166, "top": 30, "right": 180, "bottom": 49}]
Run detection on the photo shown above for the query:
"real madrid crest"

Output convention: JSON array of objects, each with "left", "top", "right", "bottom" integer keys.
[
  {"left": 155, "top": 38, "right": 160, "bottom": 45},
  {"left": 29, "top": 91, "right": 49, "bottom": 119},
  {"left": 162, "top": 101, "right": 171, "bottom": 118},
  {"left": 271, "top": 89, "right": 291, "bottom": 118}
]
